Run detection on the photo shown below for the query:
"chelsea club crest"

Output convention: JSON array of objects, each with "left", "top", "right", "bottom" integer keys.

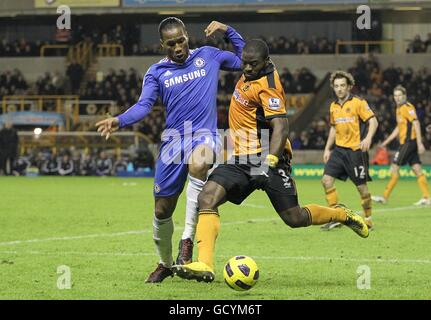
[{"left": 194, "top": 57, "right": 206, "bottom": 68}]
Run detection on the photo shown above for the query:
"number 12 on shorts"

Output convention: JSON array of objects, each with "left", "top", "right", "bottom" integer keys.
[{"left": 354, "top": 166, "right": 365, "bottom": 179}]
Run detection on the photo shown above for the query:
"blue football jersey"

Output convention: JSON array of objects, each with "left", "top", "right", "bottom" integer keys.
[{"left": 118, "top": 26, "right": 245, "bottom": 135}]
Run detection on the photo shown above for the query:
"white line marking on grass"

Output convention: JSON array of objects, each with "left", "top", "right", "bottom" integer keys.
[
  {"left": 242, "top": 203, "right": 267, "bottom": 209},
  {"left": 0, "top": 218, "right": 277, "bottom": 247},
  {"left": 1, "top": 250, "right": 430, "bottom": 265},
  {"left": 0, "top": 230, "right": 151, "bottom": 247},
  {"left": 373, "top": 205, "right": 431, "bottom": 213},
  {"left": 0, "top": 205, "right": 428, "bottom": 247},
  {"left": 251, "top": 255, "right": 431, "bottom": 265}
]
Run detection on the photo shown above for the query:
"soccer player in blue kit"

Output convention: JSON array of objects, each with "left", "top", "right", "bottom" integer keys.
[{"left": 96, "top": 18, "right": 245, "bottom": 282}]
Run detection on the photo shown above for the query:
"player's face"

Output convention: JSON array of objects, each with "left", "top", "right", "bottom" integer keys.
[
  {"left": 241, "top": 51, "right": 267, "bottom": 81},
  {"left": 160, "top": 26, "right": 189, "bottom": 64},
  {"left": 332, "top": 78, "right": 351, "bottom": 100},
  {"left": 393, "top": 90, "right": 406, "bottom": 106}
]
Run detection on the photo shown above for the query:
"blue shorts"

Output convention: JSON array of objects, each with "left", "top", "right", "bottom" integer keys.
[{"left": 153, "top": 132, "right": 221, "bottom": 197}]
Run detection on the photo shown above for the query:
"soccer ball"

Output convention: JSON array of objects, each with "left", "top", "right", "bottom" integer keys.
[{"left": 223, "top": 256, "right": 259, "bottom": 291}]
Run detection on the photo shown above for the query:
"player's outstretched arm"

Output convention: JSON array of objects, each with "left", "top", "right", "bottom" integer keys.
[
  {"left": 101, "top": 69, "right": 159, "bottom": 136},
  {"left": 96, "top": 117, "right": 120, "bottom": 140}
]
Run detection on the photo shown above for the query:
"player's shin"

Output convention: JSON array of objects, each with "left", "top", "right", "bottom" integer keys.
[
  {"left": 153, "top": 216, "right": 174, "bottom": 267},
  {"left": 196, "top": 210, "right": 220, "bottom": 269},
  {"left": 182, "top": 175, "right": 206, "bottom": 241},
  {"left": 417, "top": 174, "right": 430, "bottom": 199},
  {"left": 361, "top": 193, "right": 372, "bottom": 218},
  {"left": 304, "top": 204, "right": 347, "bottom": 224},
  {"left": 383, "top": 173, "right": 399, "bottom": 200},
  {"left": 325, "top": 187, "right": 339, "bottom": 207}
]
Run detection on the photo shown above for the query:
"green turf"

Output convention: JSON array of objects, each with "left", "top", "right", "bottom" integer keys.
[{"left": 1, "top": 177, "right": 430, "bottom": 300}]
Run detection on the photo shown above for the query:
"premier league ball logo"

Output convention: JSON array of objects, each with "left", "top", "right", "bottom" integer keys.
[{"left": 194, "top": 57, "right": 206, "bottom": 68}]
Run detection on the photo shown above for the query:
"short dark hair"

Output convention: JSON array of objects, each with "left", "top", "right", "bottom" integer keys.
[
  {"left": 243, "top": 39, "right": 269, "bottom": 60},
  {"left": 158, "top": 17, "right": 186, "bottom": 40}
]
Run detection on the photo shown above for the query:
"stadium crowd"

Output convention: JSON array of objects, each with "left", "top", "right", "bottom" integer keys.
[
  {"left": 0, "top": 26, "right": 338, "bottom": 57},
  {"left": 2, "top": 147, "right": 154, "bottom": 177},
  {"left": 406, "top": 33, "right": 431, "bottom": 53}
]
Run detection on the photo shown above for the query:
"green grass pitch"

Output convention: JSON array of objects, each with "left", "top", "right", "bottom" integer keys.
[{"left": 1, "top": 177, "right": 430, "bottom": 300}]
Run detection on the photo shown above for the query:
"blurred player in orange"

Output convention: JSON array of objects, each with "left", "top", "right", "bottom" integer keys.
[
  {"left": 321, "top": 71, "right": 378, "bottom": 231},
  {"left": 372, "top": 85, "right": 430, "bottom": 205}
]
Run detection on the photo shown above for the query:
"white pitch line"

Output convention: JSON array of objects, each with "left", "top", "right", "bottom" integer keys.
[
  {"left": 1, "top": 249, "right": 430, "bottom": 265},
  {"left": 242, "top": 203, "right": 267, "bottom": 209},
  {"left": 0, "top": 205, "right": 429, "bottom": 247},
  {"left": 0, "top": 218, "right": 277, "bottom": 247},
  {"left": 0, "top": 230, "right": 151, "bottom": 247}
]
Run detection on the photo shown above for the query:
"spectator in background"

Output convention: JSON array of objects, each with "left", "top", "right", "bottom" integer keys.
[
  {"left": 66, "top": 58, "right": 84, "bottom": 94},
  {"left": 133, "top": 147, "right": 154, "bottom": 171},
  {"left": 0, "top": 121, "right": 19, "bottom": 175},
  {"left": 299, "top": 130, "right": 310, "bottom": 149},
  {"left": 41, "top": 153, "right": 60, "bottom": 176},
  {"left": 13, "top": 156, "right": 31, "bottom": 176},
  {"left": 80, "top": 153, "right": 95, "bottom": 176},
  {"left": 95, "top": 151, "right": 112, "bottom": 176},
  {"left": 113, "top": 155, "right": 129, "bottom": 175},
  {"left": 59, "top": 153, "right": 74, "bottom": 176},
  {"left": 289, "top": 131, "right": 302, "bottom": 150}
]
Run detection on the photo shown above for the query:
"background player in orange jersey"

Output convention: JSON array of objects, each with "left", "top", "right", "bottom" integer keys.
[
  {"left": 372, "top": 85, "right": 430, "bottom": 206},
  {"left": 321, "top": 71, "right": 379, "bottom": 231}
]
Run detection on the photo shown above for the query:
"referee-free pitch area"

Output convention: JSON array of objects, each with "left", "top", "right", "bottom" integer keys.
[{"left": 1, "top": 177, "right": 430, "bottom": 299}]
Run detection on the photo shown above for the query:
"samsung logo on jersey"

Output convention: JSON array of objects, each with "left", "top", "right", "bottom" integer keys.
[{"left": 164, "top": 69, "right": 206, "bottom": 88}]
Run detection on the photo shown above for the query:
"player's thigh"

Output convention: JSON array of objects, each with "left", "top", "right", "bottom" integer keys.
[
  {"left": 198, "top": 180, "right": 228, "bottom": 210},
  {"left": 207, "top": 164, "right": 255, "bottom": 205},
  {"left": 323, "top": 148, "right": 348, "bottom": 182},
  {"left": 265, "top": 167, "right": 299, "bottom": 214},
  {"left": 188, "top": 144, "right": 215, "bottom": 179},
  {"left": 154, "top": 193, "right": 181, "bottom": 219}
]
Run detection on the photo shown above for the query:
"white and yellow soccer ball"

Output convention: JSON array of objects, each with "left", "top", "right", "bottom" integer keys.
[{"left": 223, "top": 256, "right": 259, "bottom": 291}]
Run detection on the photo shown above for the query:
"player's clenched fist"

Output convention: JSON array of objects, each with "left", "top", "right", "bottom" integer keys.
[
  {"left": 95, "top": 117, "right": 119, "bottom": 140},
  {"left": 204, "top": 21, "right": 228, "bottom": 37}
]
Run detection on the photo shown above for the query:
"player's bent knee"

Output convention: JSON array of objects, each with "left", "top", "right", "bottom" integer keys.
[
  {"left": 154, "top": 196, "right": 178, "bottom": 220},
  {"left": 321, "top": 176, "right": 333, "bottom": 189},
  {"left": 154, "top": 210, "right": 172, "bottom": 220},
  {"left": 198, "top": 189, "right": 216, "bottom": 210},
  {"left": 189, "top": 162, "right": 209, "bottom": 178},
  {"left": 278, "top": 207, "right": 310, "bottom": 228}
]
